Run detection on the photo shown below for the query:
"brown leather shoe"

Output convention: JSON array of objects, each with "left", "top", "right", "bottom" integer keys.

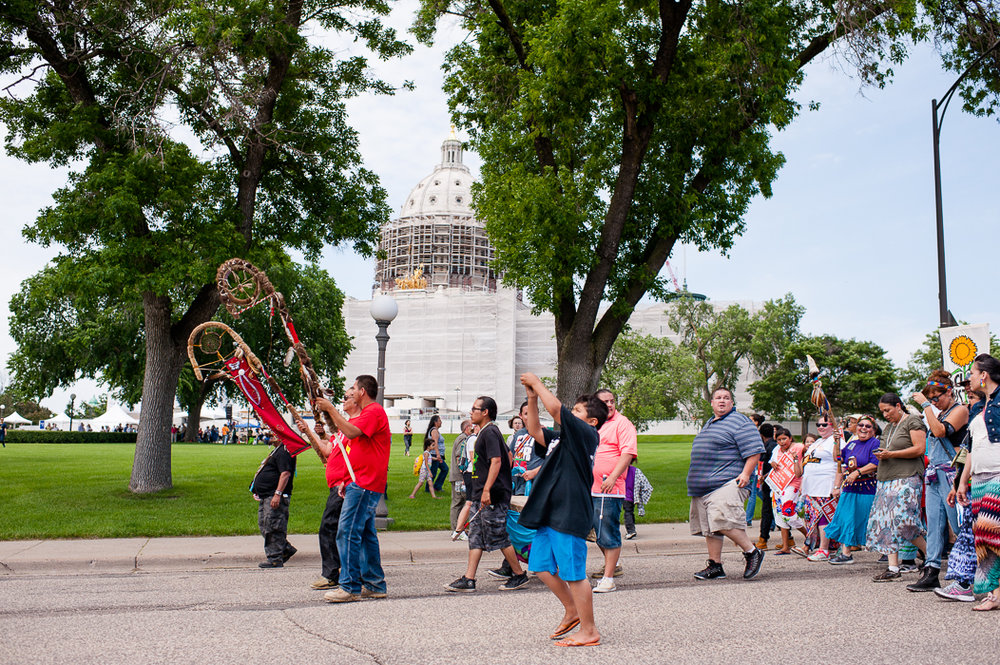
[{"left": 755, "top": 537, "right": 768, "bottom": 550}]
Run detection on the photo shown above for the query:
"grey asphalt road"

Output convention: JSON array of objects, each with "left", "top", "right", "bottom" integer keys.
[{"left": 1, "top": 549, "right": 996, "bottom": 665}]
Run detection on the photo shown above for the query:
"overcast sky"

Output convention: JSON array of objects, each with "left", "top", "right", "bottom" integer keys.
[{"left": 1, "top": 2, "right": 998, "bottom": 413}]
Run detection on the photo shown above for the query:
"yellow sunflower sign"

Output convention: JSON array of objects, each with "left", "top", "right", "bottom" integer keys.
[{"left": 939, "top": 324, "right": 990, "bottom": 398}]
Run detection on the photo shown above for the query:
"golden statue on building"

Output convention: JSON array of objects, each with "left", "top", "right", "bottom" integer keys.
[{"left": 395, "top": 264, "right": 428, "bottom": 290}]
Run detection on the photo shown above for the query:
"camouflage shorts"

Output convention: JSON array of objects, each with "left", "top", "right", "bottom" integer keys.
[{"left": 467, "top": 503, "right": 510, "bottom": 552}]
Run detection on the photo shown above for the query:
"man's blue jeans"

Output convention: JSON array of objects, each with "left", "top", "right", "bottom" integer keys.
[
  {"left": 336, "top": 483, "right": 386, "bottom": 595},
  {"left": 925, "top": 470, "right": 959, "bottom": 569},
  {"left": 745, "top": 473, "right": 759, "bottom": 524}
]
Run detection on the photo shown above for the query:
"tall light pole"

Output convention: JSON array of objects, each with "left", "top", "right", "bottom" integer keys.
[
  {"left": 369, "top": 294, "right": 399, "bottom": 405},
  {"left": 931, "top": 38, "right": 1000, "bottom": 328},
  {"left": 68, "top": 393, "right": 77, "bottom": 432},
  {"left": 368, "top": 293, "right": 398, "bottom": 529}
]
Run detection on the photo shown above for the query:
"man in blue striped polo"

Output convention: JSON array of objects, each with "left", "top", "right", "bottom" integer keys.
[{"left": 686, "top": 387, "right": 765, "bottom": 580}]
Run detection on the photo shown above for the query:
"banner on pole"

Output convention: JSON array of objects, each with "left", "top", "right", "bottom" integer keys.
[{"left": 939, "top": 323, "right": 990, "bottom": 402}]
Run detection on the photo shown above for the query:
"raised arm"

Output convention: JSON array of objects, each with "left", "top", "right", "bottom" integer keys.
[
  {"left": 520, "top": 373, "right": 562, "bottom": 424},
  {"left": 521, "top": 387, "right": 546, "bottom": 447},
  {"left": 315, "top": 397, "right": 363, "bottom": 440}
]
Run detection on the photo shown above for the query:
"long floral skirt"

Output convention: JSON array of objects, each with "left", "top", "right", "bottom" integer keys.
[
  {"left": 971, "top": 474, "right": 1000, "bottom": 595},
  {"left": 865, "top": 476, "right": 927, "bottom": 554}
]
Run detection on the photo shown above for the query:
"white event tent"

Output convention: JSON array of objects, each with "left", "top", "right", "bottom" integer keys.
[
  {"left": 3, "top": 411, "right": 32, "bottom": 427},
  {"left": 44, "top": 413, "right": 74, "bottom": 429},
  {"left": 85, "top": 402, "right": 140, "bottom": 429}
]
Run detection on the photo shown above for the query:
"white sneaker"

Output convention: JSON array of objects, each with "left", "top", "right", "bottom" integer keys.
[
  {"left": 593, "top": 577, "right": 616, "bottom": 593},
  {"left": 934, "top": 581, "right": 976, "bottom": 602}
]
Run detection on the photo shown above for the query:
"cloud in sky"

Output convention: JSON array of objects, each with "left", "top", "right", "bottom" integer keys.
[{"left": 1, "top": 2, "right": 997, "bottom": 411}]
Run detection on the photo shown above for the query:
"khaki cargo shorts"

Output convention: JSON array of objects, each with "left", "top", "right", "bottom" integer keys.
[{"left": 689, "top": 479, "right": 750, "bottom": 537}]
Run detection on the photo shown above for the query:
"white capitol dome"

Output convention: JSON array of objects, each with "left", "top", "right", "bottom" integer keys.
[
  {"left": 375, "top": 134, "right": 497, "bottom": 292},
  {"left": 400, "top": 136, "right": 474, "bottom": 218}
]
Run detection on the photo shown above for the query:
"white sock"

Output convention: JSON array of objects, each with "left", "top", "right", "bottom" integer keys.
[{"left": 888, "top": 565, "right": 900, "bottom": 573}]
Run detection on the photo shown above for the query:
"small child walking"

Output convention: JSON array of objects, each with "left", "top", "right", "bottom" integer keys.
[{"left": 409, "top": 439, "right": 439, "bottom": 499}]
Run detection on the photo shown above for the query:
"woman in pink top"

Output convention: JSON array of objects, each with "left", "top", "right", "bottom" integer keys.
[{"left": 767, "top": 427, "right": 808, "bottom": 554}]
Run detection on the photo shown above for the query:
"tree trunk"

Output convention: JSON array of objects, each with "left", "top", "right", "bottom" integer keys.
[
  {"left": 130, "top": 282, "right": 220, "bottom": 491},
  {"left": 800, "top": 415, "right": 810, "bottom": 439},
  {"left": 183, "top": 385, "right": 209, "bottom": 442},
  {"left": 130, "top": 292, "right": 186, "bottom": 492},
  {"left": 554, "top": 330, "right": 620, "bottom": 402}
]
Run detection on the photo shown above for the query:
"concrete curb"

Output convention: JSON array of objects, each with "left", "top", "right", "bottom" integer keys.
[{"left": 0, "top": 522, "right": 751, "bottom": 575}]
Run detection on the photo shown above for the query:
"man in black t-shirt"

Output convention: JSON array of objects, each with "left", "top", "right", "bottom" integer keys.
[
  {"left": 445, "top": 396, "right": 529, "bottom": 593},
  {"left": 756, "top": 423, "right": 777, "bottom": 550},
  {"left": 250, "top": 439, "right": 297, "bottom": 568},
  {"left": 517, "top": 372, "right": 607, "bottom": 647}
]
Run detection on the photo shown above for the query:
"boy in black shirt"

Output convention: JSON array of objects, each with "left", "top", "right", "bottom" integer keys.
[{"left": 518, "top": 373, "right": 607, "bottom": 647}]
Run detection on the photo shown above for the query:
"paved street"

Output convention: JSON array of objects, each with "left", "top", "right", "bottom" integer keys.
[{"left": 2, "top": 542, "right": 996, "bottom": 664}]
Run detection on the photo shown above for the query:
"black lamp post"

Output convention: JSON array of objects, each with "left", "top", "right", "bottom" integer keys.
[
  {"left": 931, "top": 38, "right": 1000, "bottom": 328},
  {"left": 369, "top": 294, "right": 399, "bottom": 406},
  {"left": 368, "top": 293, "right": 398, "bottom": 529},
  {"left": 69, "top": 393, "right": 77, "bottom": 432}
]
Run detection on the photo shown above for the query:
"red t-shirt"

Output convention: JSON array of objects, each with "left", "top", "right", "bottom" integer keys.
[
  {"left": 347, "top": 402, "right": 391, "bottom": 493},
  {"left": 325, "top": 431, "right": 351, "bottom": 488}
]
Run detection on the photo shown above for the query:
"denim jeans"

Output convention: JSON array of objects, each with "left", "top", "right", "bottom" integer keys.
[
  {"left": 336, "top": 483, "right": 386, "bottom": 595},
  {"left": 924, "top": 470, "right": 959, "bottom": 568},
  {"left": 745, "top": 473, "right": 759, "bottom": 524}
]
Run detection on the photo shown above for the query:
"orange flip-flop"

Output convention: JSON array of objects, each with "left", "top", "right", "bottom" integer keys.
[
  {"left": 549, "top": 618, "right": 580, "bottom": 640},
  {"left": 555, "top": 636, "right": 601, "bottom": 647}
]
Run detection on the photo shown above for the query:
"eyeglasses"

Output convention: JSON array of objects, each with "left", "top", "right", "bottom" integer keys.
[
  {"left": 929, "top": 395, "right": 943, "bottom": 403},
  {"left": 470, "top": 406, "right": 485, "bottom": 412},
  {"left": 817, "top": 422, "right": 831, "bottom": 427},
  {"left": 857, "top": 423, "right": 874, "bottom": 429}
]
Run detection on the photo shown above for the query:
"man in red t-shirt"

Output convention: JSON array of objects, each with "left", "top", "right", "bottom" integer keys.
[
  {"left": 302, "top": 392, "right": 362, "bottom": 591},
  {"left": 312, "top": 375, "right": 391, "bottom": 603}
]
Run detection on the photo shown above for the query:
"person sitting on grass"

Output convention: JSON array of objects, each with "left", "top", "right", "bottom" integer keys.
[
  {"left": 409, "top": 439, "right": 439, "bottom": 499},
  {"left": 517, "top": 372, "right": 608, "bottom": 647}
]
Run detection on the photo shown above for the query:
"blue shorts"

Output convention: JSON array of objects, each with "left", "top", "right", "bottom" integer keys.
[
  {"left": 592, "top": 496, "right": 623, "bottom": 549},
  {"left": 527, "top": 526, "right": 588, "bottom": 582}
]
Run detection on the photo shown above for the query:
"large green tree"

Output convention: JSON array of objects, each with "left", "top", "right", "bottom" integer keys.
[
  {"left": 601, "top": 328, "right": 703, "bottom": 430},
  {"left": 1, "top": 0, "right": 409, "bottom": 491},
  {"left": 923, "top": 0, "right": 1000, "bottom": 116},
  {"left": 414, "top": 0, "right": 917, "bottom": 400},
  {"left": 749, "top": 334, "right": 897, "bottom": 434},
  {"left": 669, "top": 294, "right": 803, "bottom": 406}
]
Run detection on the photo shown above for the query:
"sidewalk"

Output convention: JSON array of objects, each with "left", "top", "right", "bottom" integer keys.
[{"left": 0, "top": 522, "right": 758, "bottom": 575}]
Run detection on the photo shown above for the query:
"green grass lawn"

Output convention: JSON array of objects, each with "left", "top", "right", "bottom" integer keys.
[{"left": 0, "top": 435, "right": 700, "bottom": 539}]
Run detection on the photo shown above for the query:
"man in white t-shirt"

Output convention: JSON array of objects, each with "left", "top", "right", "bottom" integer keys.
[{"left": 589, "top": 389, "right": 638, "bottom": 593}]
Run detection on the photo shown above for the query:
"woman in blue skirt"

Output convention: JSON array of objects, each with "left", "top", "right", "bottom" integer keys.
[{"left": 825, "top": 415, "right": 881, "bottom": 565}]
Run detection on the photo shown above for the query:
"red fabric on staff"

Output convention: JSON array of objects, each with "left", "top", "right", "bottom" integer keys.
[{"left": 223, "top": 356, "right": 310, "bottom": 456}]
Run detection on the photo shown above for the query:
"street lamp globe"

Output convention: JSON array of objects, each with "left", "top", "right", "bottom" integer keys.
[{"left": 369, "top": 294, "right": 399, "bottom": 323}]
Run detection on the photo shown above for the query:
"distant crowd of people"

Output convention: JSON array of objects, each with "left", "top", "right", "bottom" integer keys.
[{"left": 173, "top": 423, "right": 272, "bottom": 446}]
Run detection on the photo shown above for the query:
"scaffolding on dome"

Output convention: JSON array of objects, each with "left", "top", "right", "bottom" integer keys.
[{"left": 376, "top": 214, "right": 497, "bottom": 292}]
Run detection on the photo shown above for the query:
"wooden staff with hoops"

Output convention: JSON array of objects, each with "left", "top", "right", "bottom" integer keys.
[
  {"left": 187, "top": 259, "right": 354, "bottom": 479},
  {"left": 807, "top": 354, "right": 842, "bottom": 475}
]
